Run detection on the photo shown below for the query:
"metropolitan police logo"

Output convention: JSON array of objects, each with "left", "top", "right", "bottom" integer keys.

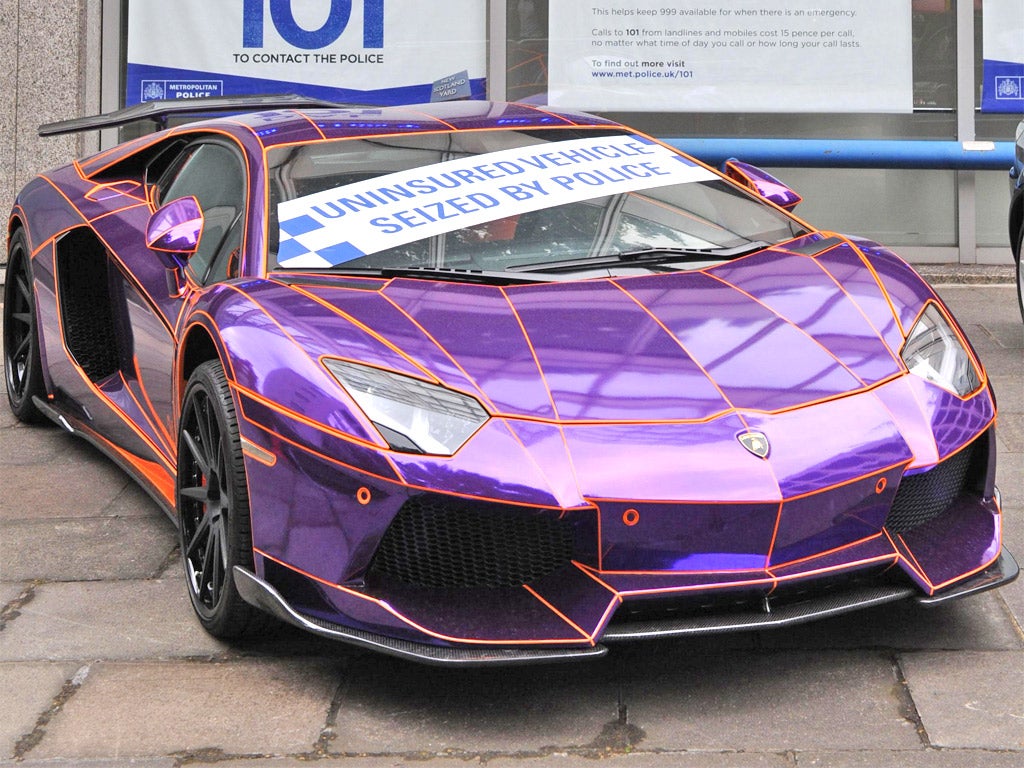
[
  {"left": 995, "top": 77, "right": 1021, "bottom": 99},
  {"left": 738, "top": 431, "right": 770, "bottom": 459},
  {"left": 142, "top": 81, "right": 166, "bottom": 101}
]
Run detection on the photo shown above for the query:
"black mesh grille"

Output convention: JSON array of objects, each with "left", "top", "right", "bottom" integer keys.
[
  {"left": 56, "top": 230, "right": 121, "bottom": 382},
  {"left": 368, "top": 496, "right": 575, "bottom": 588},
  {"left": 886, "top": 433, "right": 987, "bottom": 535}
]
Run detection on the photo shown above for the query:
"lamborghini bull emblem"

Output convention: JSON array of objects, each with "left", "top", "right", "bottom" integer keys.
[{"left": 738, "top": 430, "right": 771, "bottom": 459}]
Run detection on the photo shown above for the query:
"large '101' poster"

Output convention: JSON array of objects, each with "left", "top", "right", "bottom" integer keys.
[{"left": 126, "top": 0, "right": 486, "bottom": 106}]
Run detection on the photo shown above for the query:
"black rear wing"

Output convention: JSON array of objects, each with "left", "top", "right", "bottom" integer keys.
[{"left": 38, "top": 94, "right": 357, "bottom": 137}]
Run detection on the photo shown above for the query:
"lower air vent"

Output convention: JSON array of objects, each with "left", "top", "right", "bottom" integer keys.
[
  {"left": 886, "top": 432, "right": 988, "bottom": 536},
  {"left": 368, "top": 496, "right": 575, "bottom": 588}
]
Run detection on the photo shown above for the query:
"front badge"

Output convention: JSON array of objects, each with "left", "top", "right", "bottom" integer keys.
[{"left": 738, "top": 431, "right": 770, "bottom": 459}]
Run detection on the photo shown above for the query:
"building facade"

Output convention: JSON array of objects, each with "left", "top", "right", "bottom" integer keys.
[{"left": 3, "top": 0, "right": 1021, "bottom": 266}]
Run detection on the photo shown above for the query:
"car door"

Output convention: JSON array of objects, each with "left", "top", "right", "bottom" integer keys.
[
  {"left": 130, "top": 138, "right": 249, "bottom": 445},
  {"left": 51, "top": 137, "right": 250, "bottom": 496}
]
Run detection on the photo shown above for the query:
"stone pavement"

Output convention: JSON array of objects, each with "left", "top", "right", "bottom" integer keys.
[{"left": 0, "top": 283, "right": 1021, "bottom": 768}]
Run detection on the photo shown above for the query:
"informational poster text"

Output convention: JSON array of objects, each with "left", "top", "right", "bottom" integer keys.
[
  {"left": 548, "top": 1, "right": 912, "bottom": 113},
  {"left": 127, "top": 0, "right": 486, "bottom": 106}
]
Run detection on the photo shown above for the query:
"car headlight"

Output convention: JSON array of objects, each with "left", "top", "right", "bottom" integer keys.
[
  {"left": 324, "top": 359, "right": 488, "bottom": 455},
  {"left": 900, "top": 304, "right": 980, "bottom": 397}
]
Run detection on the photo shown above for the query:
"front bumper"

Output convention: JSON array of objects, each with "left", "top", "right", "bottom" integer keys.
[
  {"left": 240, "top": 379, "right": 1006, "bottom": 661},
  {"left": 234, "top": 547, "right": 1017, "bottom": 665}
]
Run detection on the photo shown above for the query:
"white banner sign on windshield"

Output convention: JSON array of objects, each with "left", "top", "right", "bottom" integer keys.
[
  {"left": 276, "top": 135, "right": 717, "bottom": 268},
  {"left": 547, "top": 1, "right": 912, "bottom": 113}
]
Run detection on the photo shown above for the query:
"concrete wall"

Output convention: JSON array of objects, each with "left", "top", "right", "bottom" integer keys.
[{"left": 1, "top": 0, "right": 101, "bottom": 243}]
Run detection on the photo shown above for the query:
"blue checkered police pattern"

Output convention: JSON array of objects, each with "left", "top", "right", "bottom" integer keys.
[{"left": 278, "top": 215, "right": 366, "bottom": 268}]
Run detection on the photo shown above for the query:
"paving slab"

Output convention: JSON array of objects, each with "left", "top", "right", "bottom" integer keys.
[
  {"left": 754, "top": 591, "right": 1021, "bottom": 652},
  {"left": 996, "top": 474, "right": 1024, "bottom": 633},
  {"left": 971, "top": 345, "right": 1024, "bottom": 379},
  {"left": 0, "top": 436, "right": 140, "bottom": 521},
  {"left": 997, "top": 418, "right": 1024, "bottom": 460},
  {"left": 981, "top": 319, "right": 1024, "bottom": 351},
  {"left": 0, "top": 516, "right": 176, "bottom": 582},
  {"left": 998, "top": 586, "right": 1024, "bottom": 644},
  {"left": 900, "top": 650, "right": 1024, "bottom": 749},
  {"left": 998, "top": 451, "right": 1023, "bottom": 505},
  {"left": 934, "top": 285, "right": 1017, "bottom": 313},
  {"left": 796, "top": 749, "right": 1024, "bottom": 767},
  {"left": 3, "top": 754, "right": 1016, "bottom": 768},
  {"left": 30, "top": 658, "right": 343, "bottom": 760},
  {"left": 1001, "top": 483, "right": 1024, "bottom": 558},
  {"left": 443, "top": 754, "right": 792, "bottom": 767},
  {"left": 330, "top": 654, "right": 621, "bottom": 754},
  {"left": 996, "top": 545, "right": 1024, "bottom": 635},
  {"left": 0, "top": 662, "right": 79, "bottom": 760},
  {"left": 620, "top": 650, "right": 921, "bottom": 752},
  {"left": 103, "top": 481, "right": 167, "bottom": 519},
  {"left": 0, "top": 582, "right": 25, "bottom": 609},
  {"left": 0, "top": 579, "right": 230, "bottom": 662},
  {"left": 0, "top": 405, "right": 20, "bottom": 430},
  {"left": 183, "top": 754, "right": 794, "bottom": 767},
  {"left": 0, "top": 422, "right": 66, "bottom": 466},
  {"left": 990, "top": 374, "right": 1024, "bottom": 413}
]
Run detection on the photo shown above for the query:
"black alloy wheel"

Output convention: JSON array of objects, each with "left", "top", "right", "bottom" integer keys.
[
  {"left": 177, "top": 360, "right": 267, "bottom": 638},
  {"left": 1016, "top": 225, "right": 1023, "bottom": 323},
  {"left": 3, "top": 229, "right": 45, "bottom": 422}
]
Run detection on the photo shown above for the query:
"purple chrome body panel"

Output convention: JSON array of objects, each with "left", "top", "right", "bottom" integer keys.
[{"left": 8, "top": 100, "right": 1008, "bottom": 654}]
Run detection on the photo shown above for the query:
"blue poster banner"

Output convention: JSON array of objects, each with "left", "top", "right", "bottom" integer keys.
[
  {"left": 127, "top": 0, "right": 486, "bottom": 107},
  {"left": 982, "top": 60, "right": 1024, "bottom": 114},
  {"left": 981, "top": 0, "right": 1024, "bottom": 113}
]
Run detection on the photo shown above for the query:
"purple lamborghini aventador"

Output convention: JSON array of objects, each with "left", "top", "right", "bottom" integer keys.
[{"left": 4, "top": 97, "right": 1016, "bottom": 664}]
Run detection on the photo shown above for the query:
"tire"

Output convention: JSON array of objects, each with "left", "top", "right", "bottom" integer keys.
[
  {"left": 177, "top": 359, "right": 268, "bottom": 638},
  {"left": 3, "top": 229, "right": 46, "bottom": 423},
  {"left": 1016, "top": 224, "right": 1023, "bottom": 324}
]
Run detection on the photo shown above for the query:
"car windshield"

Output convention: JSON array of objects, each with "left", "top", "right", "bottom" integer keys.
[{"left": 266, "top": 128, "right": 808, "bottom": 276}]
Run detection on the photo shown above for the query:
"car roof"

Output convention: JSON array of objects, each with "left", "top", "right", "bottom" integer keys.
[
  {"left": 224, "top": 100, "right": 621, "bottom": 148},
  {"left": 76, "top": 101, "right": 623, "bottom": 178}
]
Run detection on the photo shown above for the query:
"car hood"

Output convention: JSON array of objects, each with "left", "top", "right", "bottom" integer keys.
[{"left": 287, "top": 245, "right": 907, "bottom": 423}]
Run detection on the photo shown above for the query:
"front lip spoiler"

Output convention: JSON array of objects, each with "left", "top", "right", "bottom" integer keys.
[
  {"left": 603, "top": 547, "right": 1020, "bottom": 642},
  {"left": 232, "top": 566, "right": 608, "bottom": 666},
  {"left": 602, "top": 583, "right": 918, "bottom": 642},
  {"left": 235, "top": 547, "right": 1018, "bottom": 664},
  {"left": 915, "top": 547, "right": 1019, "bottom": 606}
]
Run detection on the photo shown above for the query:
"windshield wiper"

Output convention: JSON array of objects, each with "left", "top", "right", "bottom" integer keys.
[
  {"left": 507, "top": 242, "right": 770, "bottom": 274},
  {"left": 353, "top": 266, "right": 551, "bottom": 285}
]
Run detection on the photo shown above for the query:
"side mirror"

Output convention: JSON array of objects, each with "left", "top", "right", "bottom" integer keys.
[
  {"left": 722, "top": 159, "right": 802, "bottom": 211},
  {"left": 147, "top": 196, "right": 204, "bottom": 254}
]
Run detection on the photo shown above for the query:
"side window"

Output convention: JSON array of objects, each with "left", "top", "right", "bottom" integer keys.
[{"left": 157, "top": 142, "right": 247, "bottom": 284}]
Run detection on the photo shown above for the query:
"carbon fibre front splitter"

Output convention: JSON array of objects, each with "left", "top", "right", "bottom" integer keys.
[
  {"left": 603, "top": 547, "right": 1018, "bottom": 641},
  {"left": 232, "top": 566, "right": 609, "bottom": 666},
  {"left": 916, "top": 547, "right": 1018, "bottom": 605}
]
